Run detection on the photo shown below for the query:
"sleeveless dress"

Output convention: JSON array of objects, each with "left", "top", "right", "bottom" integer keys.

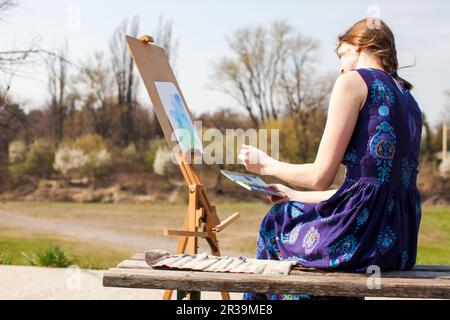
[{"left": 243, "top": 67, "right": 423, "bottom": 300}]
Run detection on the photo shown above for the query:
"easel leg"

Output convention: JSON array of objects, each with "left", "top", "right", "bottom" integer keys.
[
  {"left": 177, "top": 291, "right": 201, "bottom": 300},
  {"left": 162, "top": 239, "right": 188, "bottom": 299},
  {"left": 163, "top": 209, "right": 190, "bottom": 300},
  {"left": 221, "top": 292, "right": 231, "bottom": 300},
  {"left": 162, "top": 182, "right": 233, "bottom": 301}
]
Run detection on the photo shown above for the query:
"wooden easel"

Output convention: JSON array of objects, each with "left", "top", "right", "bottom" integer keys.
[{"left": 126, "top": 35, "right": 240, "bottom": 300}]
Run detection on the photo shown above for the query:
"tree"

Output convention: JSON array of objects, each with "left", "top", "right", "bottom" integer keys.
[
  {"left": 0, "top": 99, "right": 25, "bottom": 171},
  {"left": 0, "top": 1, "right": 76, "bottom": 146},
  {"left": 0, "top": 0, "right": 77, "bottom": 183},
  {"left": 46, "top": 43, "right": 70, "bottom": 145},
  {"left": 0, "top": 0, "right": 17, "bottom": 20},
  {"left": 421, "top": 112, "right": 435, "bottom": 162},
  {"left": 210, "top": 21, "right": 333, "bottom": 163},
  {"left": 109, "top": 15, "right": 180, "bottom": 144},
  {"left": 211, "top": 20, "right": 330, "bottom": 128},
  {"left": 73, "top": 51, "right": 116, "bottom": 138},
  {"left": 0, "top": 0, "right": 25, "bottom": 174},
  {"left": 109, "top": 16, "right": 140, "bottom": 145},
  {"left": 153, "top": 15, "right": 179, "bottom": 73},
  {"left": 0, "top": 0, "right": 20, "bottom": 111}
]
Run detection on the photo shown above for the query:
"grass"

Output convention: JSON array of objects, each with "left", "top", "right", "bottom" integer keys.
[
  {"left": 0, "top": 200, "right": 271, "bottom": 254},
  {"left": 0, "top": 226, "right": 130, "bottom": 269},
  {"left": 0, "top": 201, "right": 449, "bottom": 267},
  {"left": 416, "top": 205, "right": 450, "bottom": 265},
  {"left": 0, "top": 249, "right": 12, "bottom": 265},
  {"left": 22, "top": 244, "right": 73, "bottom": 267}
]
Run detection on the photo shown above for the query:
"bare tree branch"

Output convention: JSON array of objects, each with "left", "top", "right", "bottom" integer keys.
[
  {"left": 46, "top": 43, "right": 70, "bottom": 144},
  {"left": 109, "top": 16, "right": 140, "bottom": 145},
  {"left": 210, "top": 20, "right": 326, "bottom": 126},
  {"left": 0, "top": 0, "right": 18, "bottom": 20},
  {"left": 154, "top": 14, "right": 179, "bottom": 73}
]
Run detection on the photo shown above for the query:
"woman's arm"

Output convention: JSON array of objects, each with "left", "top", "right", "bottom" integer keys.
[
  {"left": 240, "top": 70, "right": 366, "bottom": 191},
  {"left": 265, "top": 184, "right": 339, "bottom": 204},
  {"left": 291, "top": 189, "right": 339, "bottom": 203}
]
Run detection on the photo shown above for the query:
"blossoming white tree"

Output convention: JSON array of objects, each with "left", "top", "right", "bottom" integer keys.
[{"left": 53, "top": 147, "right": 89, "bottom": 178}]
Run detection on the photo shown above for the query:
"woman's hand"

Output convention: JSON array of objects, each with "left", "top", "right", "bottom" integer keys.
[
  {"left": 265, "top": 184, "right": 298, "bottom": 204},
  {"left": 238, "top": 144, "right": 280, "bottom": 175}
]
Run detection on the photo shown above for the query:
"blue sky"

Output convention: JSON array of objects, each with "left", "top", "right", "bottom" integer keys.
[{"left": 1, "top": 0, "right": 449, "bottom": 128}]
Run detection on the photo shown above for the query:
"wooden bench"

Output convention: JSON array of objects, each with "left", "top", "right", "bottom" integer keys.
[{"left": 103, "top": 253, "right": 450, "bottom": 300}]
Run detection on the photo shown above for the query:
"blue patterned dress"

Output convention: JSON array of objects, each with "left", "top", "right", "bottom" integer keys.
[{"left": 243, "top": 67, "right": 423, "bottom": 300}]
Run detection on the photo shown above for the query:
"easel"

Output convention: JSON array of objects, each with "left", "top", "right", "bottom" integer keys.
[{"left": 126, "top": 35, "right": 240, "bottom": 300}]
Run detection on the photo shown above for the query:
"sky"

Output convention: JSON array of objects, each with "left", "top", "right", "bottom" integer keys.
[{"left": 1, "top": 0, "right": 449, "bottom": 128}]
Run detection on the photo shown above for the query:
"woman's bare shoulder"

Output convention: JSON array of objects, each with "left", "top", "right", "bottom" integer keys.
[
  {"left": 335, "top": 70, "right": 366, "bottom": 90},
  {"left": 333, "top": 71, "right": 368, "bottom": 110}
]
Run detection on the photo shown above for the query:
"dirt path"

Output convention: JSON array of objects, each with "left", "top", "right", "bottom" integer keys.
[{"left": 0, "top": 209, "right": 249, "bottom": 257}]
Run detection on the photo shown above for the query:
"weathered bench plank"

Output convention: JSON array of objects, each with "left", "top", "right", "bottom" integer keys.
[
  {"left": 115, "top": 259, "right": 450, "bottom": 280},
  {"left": 103, "top": 253, "right": 450, "bottom": 299},
  {"left": 103, "top": 267, "right": 450, "bottom": 299},
  {"left": 127, "top": 253, "right": 450, "bottom": 273}
]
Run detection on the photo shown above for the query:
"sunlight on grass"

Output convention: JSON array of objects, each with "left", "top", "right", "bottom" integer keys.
[
  {"left": 0, "top": 201, "right": 449, "bottom": 266},
  {"left": 417, "top": 206, "right": 450, "bottom": 265},
  {"left": 0, "top": 227, "right": 130, "bottom": 269}
]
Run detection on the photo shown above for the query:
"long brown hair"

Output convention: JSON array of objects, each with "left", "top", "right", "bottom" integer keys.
[{"left": 336, "top": 18, "right": 413, "bottom": 91}]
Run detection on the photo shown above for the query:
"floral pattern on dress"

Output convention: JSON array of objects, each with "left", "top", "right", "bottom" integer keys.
[
  {"left": 281, "top": 223, "right": 303, "bottom": 245},
  {"left": 401, "top": 156, "right": 414, "bottom": 188},
  {"left": 400, "top": 251, "right": 408, "bottom": 270},
  {"left": 415, "top": 201, "right": 421, "bottom": 218},
  {"left": 256, "top": 233, "right": 266, "bottom": 255},
  {"left": 355, "top": 208, "right": 369, "bottom": 231},
  {"left": 343, "top": 147, "right": 357, "bottom": 168},
  {"left": 302, "top": 226, "right": 320, "bottom": 255},
  {"left": 329, "top": 234, "right": 358, "bottom": 267},
  {"left": 265, "top": 230, "right": 281, "bottom": 258},
  {"left": 371, "top": 78, "right": 395, "bottom": 109},
  {"left": 368, "top": 120, "right": 397, "bottom": 183},
  {"left": 377, "top": 226, "right": 397, "bottom": 256},
  {"left": 387, "top": 196, "right": 395, "bottom": 215},
  {"left": 291, "top": 203, "right": 305, "bottom": 218},
  {"left": 408, "top": 113, "right": 416, "bottom": 139},
  {"left": 378, "top": 105, "right": 390, "bottom": 117}
]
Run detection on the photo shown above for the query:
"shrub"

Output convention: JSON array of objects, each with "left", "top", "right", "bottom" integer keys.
[
  {"left": 8, "top": 140, "right": 27, "bottom": 164},
  {"left": 75, "top": 134, "right": 112, "bottom": 179},
  {"left": 54, "top": 147, "right": 89, "bottom": 177},
  {"left": 439, "top": 157, "right": 450, "bottom": 178},
  {"left": 54, "top": 135, "right": 113, "bottom": 180},
  {"left": 122, "top": 143, "right": 139, "bottom": 162},
  {"left": 115, "top": 143, "right": 145, "bottom": 171},
  {"left": 83, "top": 148, "right": 113, "bottom": 179},
  {"left": 144, "top": 139, "right": 166, "bottom": 172},
  {"left": 22, "top": 245, "right": 73, "bottom": 268},
  {"left": 21, "top": 139, "right": 55, "bottom": 177},
  {"left": 74, "top": 134, "right": 107, "bottom": 154},
  {"left": 8, "top": 141, "right": 28, "bottom": 175},
  {"left": 153, "top": 145, "right": 173, "bottom": 176}
]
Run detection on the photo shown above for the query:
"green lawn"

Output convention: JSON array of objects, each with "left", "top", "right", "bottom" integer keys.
[
  {"left": 0, "top": 201, "right": 449, "bottom": 268},
  {"left": 0, "top": 226, "right": 130, "bottom": 269},
  {"left": 0, "top": 200, "right": 271, "bottom": 255},
  {"left": 416, "top": 205, "right": 450, "bottom": 265}
]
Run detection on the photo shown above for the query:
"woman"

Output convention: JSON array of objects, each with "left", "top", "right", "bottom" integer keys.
[{"left": 239, "top": 18, "right": 423, "bottom": 300}]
